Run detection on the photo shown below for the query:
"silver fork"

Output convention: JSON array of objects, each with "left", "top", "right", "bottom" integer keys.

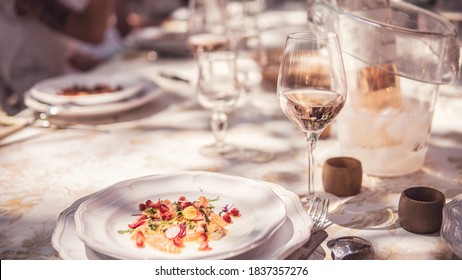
[
  {"left": 285, "top": 196, "right": 330, "bottom": 260},
  {"left": 308, "top": 196, "right": 330, "bottom": 233}
]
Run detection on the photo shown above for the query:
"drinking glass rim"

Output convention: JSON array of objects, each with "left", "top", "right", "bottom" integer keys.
[
  {"left": 287, "top": 31, "right": 339, "bottom": 42},
  {"left": 317, "top": 0, "right": 456, "bottom": 37}
]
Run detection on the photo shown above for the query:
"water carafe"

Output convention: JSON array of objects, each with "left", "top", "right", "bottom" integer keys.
[{"left": 308, "top": 0, "right": 460, "bottom": 176}]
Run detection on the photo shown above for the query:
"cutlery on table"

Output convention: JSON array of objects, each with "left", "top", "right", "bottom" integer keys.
[
  {"left": 286, "top": 196, "right": 330, "bottom": 259},
  {"left": 327, "top": 236, "right": 375, "bottom": 260},
  {"left": 285, "top": 230, "right": 328, "bottom": 260},
  {"left": 0, "top": 112, "right": 108, "bottom": 141},
  {"left": 32, "top": 111, "right": 109, "bottom": 133},
  {"left": 158, "top": 72, "right": 190, "bottom": 84},
  {"left": 0, "top": 115, "right": 32, "bottom": 141}
]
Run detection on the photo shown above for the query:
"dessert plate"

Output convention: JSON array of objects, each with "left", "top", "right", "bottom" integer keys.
[
  {"left": 51, "top": 176, "right": 312, "bottom": 260},
  {"left": 74, "top": 172, "right": 287, "bottom": 260}
]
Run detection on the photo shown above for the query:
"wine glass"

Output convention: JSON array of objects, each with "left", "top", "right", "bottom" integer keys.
[
  {"left": 230, "top": 26, "right": 264, "bottom": 105},
  {"left": 187, "top": 0, "right": 230, "bottom": 55},
  {"left": 225, "top": 27, "right": 274, "bottom": 163},
  {"left": 277, "top": 31, "right": 347, "bottom": 209},
  {"left": 196, "top": 51, "right": 242, "bottom": 157}
]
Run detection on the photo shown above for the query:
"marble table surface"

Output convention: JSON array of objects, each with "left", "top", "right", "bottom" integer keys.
[{"left": 0, "top": 54, "right": 461, "bottom": 260}]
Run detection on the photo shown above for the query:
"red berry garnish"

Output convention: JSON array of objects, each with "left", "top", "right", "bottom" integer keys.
[
  {"left": 138, "top": 203, "right": 147, "bottom": 211},
  {"left": 222, "top": 213, "right": 232, "bottom": 223},
  {"left": 230, "top": 208, "right": 240, "bottom": 217}
]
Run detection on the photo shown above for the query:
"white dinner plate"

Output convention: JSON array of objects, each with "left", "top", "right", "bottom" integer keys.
[
  {"left": 146, "top": 69, "right": 196, "bottom": 98},
  {"left": 51, "top": 176, "right": 312, "bottom": 260},
  {"left": 74, "top": 172, "right": 287, "bottom": 260},
  {"left": 30, "top": 73, "right": 145, "bottom": 106},
  {"left": 25, "top": 83, "right": 162, "bottom": 117}
]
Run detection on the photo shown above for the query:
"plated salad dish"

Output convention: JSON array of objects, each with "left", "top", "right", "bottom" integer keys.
[
  {"left": 59, "top": 84, "right": 123, "bottom": 96},
  {"left": 74, "top": 172, "right": 287, "bottom": 260},
  {"left": 119, "top": 195, "right": 241, "bottom": 254}
]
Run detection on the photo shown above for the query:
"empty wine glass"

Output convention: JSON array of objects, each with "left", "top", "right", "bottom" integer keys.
[
  {"left": 196, "top": 51, "right": 242, "bottom": 157},
  {"left": 226, "top": 27, "right": 274, "bottom": 163},
  {"left": 277, "top": 31, "right": 347, "bottom": 209},
  {"left": 231, "top": 26, "right": 264, "bottom": 106}
]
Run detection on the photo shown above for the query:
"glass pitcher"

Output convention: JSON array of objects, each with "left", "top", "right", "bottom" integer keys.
[{"left": 308, "top": 0, "right": 460, "bottom": 176}]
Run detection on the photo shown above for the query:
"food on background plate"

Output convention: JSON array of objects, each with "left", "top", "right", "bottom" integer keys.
[
  {"left": 59, "top": 84, "right": 123, "bottom": 96},
  {"left": 118, "top": 195, "right": 241, "bottom": 254}
]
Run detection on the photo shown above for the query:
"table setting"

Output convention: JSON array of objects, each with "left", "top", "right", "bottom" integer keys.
[
  {"left": 51, "top": 171, "right": 315, "bottom": 260},
  {"left": 1, "top": 0, "right": 462, "bottom": 261}
]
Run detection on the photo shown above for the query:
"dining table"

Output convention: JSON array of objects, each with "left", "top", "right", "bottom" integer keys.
[{"left": 1, "top": 9, "right": 462, "bottom": 261}]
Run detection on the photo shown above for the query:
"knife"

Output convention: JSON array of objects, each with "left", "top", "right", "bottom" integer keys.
[
  {"left": 285, "top": 230, "right": 328, "bottom": 260},
  {"left": 0, "top": 116, "right": 32, "bottom": 141},
  {"left": 159, "top": 72, "right": 190, "bottom": 84}
]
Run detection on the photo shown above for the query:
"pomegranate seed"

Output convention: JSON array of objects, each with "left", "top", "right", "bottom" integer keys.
[
  {"left": 178, "top": 196, "right": 186, "bottom": 201},
  {"left": 138, "top": 203, "right": 147, "bottom": 211},
  {"left": 222, "top": 213, "right": 232, "bottom": 223},
  {"left": 135, "top": 231, "right": 145, "bottom": 248},
  {"left": 230, "top": 208, "right": 240, "bottom": 217}
]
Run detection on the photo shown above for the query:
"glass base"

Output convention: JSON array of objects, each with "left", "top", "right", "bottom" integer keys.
[
  {"left": 199, "top": 143, "right": 236, "bottom": 158},
  {"left": 299, "top": 192, "right": 341, "bottom": 214},
  {"left": 200, "top": 144, "right": 274, "bottom": 163},
  {"left": 223, "top": 147, "right": 274, "bottom": 163}
]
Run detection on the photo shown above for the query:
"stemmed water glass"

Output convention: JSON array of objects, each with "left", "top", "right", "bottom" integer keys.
[
  {"left": 196, "top": 51, "right": 242, "bottom": 157},
  {"left": 226, "top": 27, "right": 275, "bottom": 163},
  {"left": 277, "top": 31, "right": 347, "bottom": 209},
  {"left": 231, "top": 26, "right": 264, "bottom": 107}
]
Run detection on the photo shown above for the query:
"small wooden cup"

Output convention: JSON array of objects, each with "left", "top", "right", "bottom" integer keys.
[
  {"left": 398, "top": 186, "right": 446, "bottom": 234},
  {"left": 322, "top": 157, "right": 362, "bottom": 197}
]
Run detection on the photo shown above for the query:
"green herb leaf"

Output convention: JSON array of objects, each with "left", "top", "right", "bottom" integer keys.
[
  {"left": 199, "top": 208, "right": 210, "bottom": 223},
  {"left": 117, "top": 229, "right": 134, "bottom": 235},
  {"left": 145, "top": 207, "right": 157, "bottom": 216},
  {"left": 149, "top": 222, "right": 159, "bottom": 231},
  {"left": 207, "top": 196, "right": 220, "bottom": 202}
]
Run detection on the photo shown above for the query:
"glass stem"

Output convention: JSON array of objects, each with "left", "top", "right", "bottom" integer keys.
[
  {"left": 305, "top": 132, "right": 319, "bottom": 197},
  {"left": 211, "top": 110, "right": 228, "bottom": 151}
]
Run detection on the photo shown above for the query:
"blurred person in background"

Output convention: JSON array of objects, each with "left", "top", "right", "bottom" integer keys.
[
  {"left": 0, "top": 0, "right": 114, "bottom": 115},
  {"left": 0, "top": 0, "right": 187, "bottom": 115}
]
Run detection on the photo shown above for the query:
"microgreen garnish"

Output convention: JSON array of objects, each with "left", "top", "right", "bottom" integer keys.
[
  {"left": 117, "top": 229, "right": 134, "bottom": 235},
  {"left": 119, "top": 195, "right": 241, "bottom": 253}
]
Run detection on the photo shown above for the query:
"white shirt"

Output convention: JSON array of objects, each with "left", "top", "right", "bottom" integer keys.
[{"left": 0, "top": 0, "right": 90, "bottom": 114}]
